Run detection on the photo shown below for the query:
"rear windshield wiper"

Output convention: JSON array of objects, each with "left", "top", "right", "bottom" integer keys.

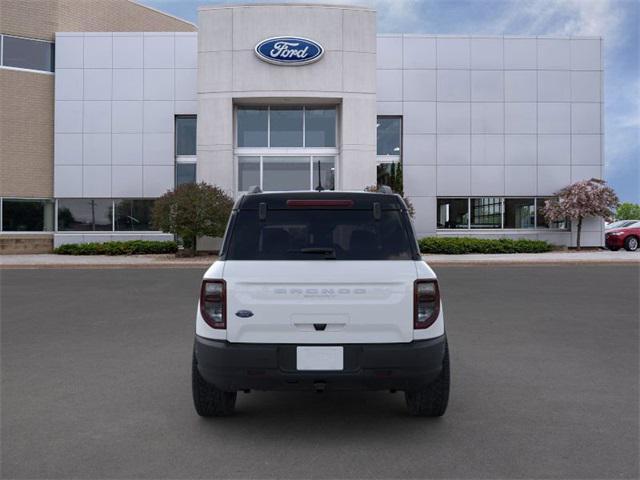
[{"left": 294, "top": 247, "right": 337, "bottom": 259}]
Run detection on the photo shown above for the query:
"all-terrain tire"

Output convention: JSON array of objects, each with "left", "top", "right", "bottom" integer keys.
[
  {"left": 624, "top": 236, "right": 638, "bottom": 252},
  {"left": 192, "top": 353, "right": 237, "bottom": 417},
  {"left": 405, "top": 341, "right": 450, "bottom": 417}
]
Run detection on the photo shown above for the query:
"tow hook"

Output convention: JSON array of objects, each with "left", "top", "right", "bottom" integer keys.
[{"left": 313, "top": 381, "right": 326, "bottom": 393}]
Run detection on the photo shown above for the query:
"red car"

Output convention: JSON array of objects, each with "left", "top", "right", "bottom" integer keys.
[{"left": 605, "top": 221, "right": 640, "bottom": 251}]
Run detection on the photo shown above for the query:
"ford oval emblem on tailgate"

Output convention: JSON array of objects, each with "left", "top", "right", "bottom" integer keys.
[{"left": 236, "top": 310, "right": 254, "bottom": 318}]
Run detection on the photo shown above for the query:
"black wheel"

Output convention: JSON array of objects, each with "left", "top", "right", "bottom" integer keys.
[
  {"left": 192, "top": 353, "right": 237, "bottom": 417},
  {"left": 405, "top": 341, "right": 450, "bottom": 417},
  {"left": 624, "top": 236, "right": 639, "bottom": 252}
]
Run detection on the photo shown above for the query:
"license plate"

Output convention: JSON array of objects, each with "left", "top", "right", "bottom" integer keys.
[{"left": 296, "top": 346, "right": 343, "bottom": 371}]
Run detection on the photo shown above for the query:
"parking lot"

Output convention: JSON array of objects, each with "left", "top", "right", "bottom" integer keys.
[{"left": 1, "top": 265, "right": 638, "bottom": 479}]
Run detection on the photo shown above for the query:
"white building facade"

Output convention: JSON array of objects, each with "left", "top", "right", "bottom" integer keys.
[{"left": 51, "top": 3, "right": 604, "bottom": 248}]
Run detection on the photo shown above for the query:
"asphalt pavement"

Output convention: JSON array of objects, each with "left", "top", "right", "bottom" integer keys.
[{"left": 1, "top": 266, "right": 638, "bottom": 479}]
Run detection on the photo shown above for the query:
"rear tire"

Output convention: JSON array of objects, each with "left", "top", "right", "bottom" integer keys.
[
  {"left": 192, "top": 353, "right": 237, "bottom": 417},
  {"left": 405, "top": 341, "right": 450, "bottom": 417},
  {"left": 624, "top": 236, "right": 638, "bottom": 252}
]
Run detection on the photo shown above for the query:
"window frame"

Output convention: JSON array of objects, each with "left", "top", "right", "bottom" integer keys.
[
  {"left": 435, "top": 197, "right": 570, "bottom": 231},
  {"left": 175, "top": 115, "right": 197, "bottom": 186},
  {"left": 235, "top": 105, "right": 338, "bottom": 149},
  {"left": 0, "top": 197, "right": 55, "bottom": 232},
  {"left": 236, "top": 153, "right": 337, "bottom": 193},
  {"left": 0, "top": 34, "right": 55, "bottom": 75},
  {"left": 235, "top": 105, "right": 339, "bottom": 194}
]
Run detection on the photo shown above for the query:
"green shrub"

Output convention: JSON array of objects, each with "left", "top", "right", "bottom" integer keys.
[
  {"left": 418, "top": 237, "right": 553, "bottom": 254},
  {"left": 54, "top": 240, "right": 178, "bottom": 256}
]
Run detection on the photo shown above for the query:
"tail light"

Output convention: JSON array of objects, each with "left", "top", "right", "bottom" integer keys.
[
  {"left": 200, "top": 279, "right": 226, "bottom": 329},
  {"left": 414, "top": 279, "right": 440, "bottom": 329}
]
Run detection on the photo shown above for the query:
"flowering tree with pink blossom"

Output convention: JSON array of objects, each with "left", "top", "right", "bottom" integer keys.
[{"left": 543, "top": 178, "right": 619, "bottom": 250}]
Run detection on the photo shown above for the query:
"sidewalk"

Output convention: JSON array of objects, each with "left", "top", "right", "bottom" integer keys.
[{"left": 1, "top": 250, "right": 639, "bottom": 268}]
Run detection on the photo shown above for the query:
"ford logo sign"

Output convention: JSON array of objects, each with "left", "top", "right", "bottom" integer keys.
[{"left": 255, "top": 36, "right": 324, "bottom": 66}]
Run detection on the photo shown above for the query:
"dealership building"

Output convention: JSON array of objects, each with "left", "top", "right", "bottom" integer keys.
[{"left": 0, "top": 1, "right": 605, "bottom": 252}]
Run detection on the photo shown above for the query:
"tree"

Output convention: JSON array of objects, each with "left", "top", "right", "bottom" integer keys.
[
  {"left": 365, "top": 183, "right": 415, "bottom": 218},
  {"left": 616, "top": 202, "right": 640, "bottom": 220},
  {"left": 152, "top": 182, "right": 234, "bottom": 256},
  {"left": 543, "top": 178, "right": 619, "bottom": 250}
]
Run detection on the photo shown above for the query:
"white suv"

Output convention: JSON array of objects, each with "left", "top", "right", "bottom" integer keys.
[{"left": 192, "top": 190, "right": 449, "bottom": 417}]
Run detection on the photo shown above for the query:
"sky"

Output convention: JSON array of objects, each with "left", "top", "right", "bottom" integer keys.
[{"left": 141, "top": 0, "right": 639, "bottom": 203}]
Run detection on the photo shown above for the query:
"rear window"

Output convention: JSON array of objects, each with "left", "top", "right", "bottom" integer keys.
[{"left": 224, "top": 209, "right": 416, "bottom": 260}]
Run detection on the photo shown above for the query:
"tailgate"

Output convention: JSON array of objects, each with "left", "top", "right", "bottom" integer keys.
[{"left": 223, "top": 261, "right": 417, "bottom": 344}]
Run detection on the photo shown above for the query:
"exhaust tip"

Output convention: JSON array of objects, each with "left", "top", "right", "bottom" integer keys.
[{"left": 313, "top": 381, "right": 326, "bottom": 393}]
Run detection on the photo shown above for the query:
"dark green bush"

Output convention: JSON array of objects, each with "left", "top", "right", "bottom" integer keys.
[
  {"left": 54, "top": 240, "right": 178, "bottom": 256},
  {"left": 418, "top": 237, "right": 553, "bottom": 254}
]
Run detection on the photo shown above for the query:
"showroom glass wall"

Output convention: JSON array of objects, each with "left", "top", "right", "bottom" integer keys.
[
  {"left": 0, "top": 198, "right": 54, "bottom": 232},
  {"left": 437, "top": 198, "right": 568, "bottom": 229},
  {"left": 56, "top": 199, "right": 156, "bottom": 232},
  {"left": 235, "top": 106, "right": 337, "bottom": 192}
]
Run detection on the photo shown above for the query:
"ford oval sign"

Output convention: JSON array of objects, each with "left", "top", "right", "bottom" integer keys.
[{"left": 255, "top": 37, "right": 324, "bottom": 66}]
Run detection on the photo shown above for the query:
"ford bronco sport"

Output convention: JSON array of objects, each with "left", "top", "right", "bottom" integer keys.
[{"left": 192, "top": 190, "right": 449, "bottom": 417}]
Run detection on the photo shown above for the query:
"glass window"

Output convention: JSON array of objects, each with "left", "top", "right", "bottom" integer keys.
[
  {"left": 226, "top": 209, "right": 414, "bottom": 261},
  {"left": 471, "top": 197, "right": 502, "bottom": 229},
  {"left": 57, "top": 199, "right": 112, "bottom": 231},
  {"left": 2, "top": 199, "right": 54, "bottom": 231},
  {"left": 237, "top": 107, "right": 268, "bottom": 147},
  {"left": 270, "top": 107, "right": 303, "bottom": 147},
  {"left": 504, "top": 198, "right": 535, "bottom": 228},
  {"left": 175, "top": 116, "right": 196, "bottom": 156},
  {"left": 312, "top": 157, "right": 335, "bottom": 191},
  {"left": 176, "top": 163, "right": 196, "bottom": 187},
  {"left": 263, "top": 156, "right": 309, "bottom": 191},
  {"left": 437, "top": 198, "right": 468, "bottom": 229},
  {"left": 2, "top": 35, "right": 54, "bottom": 72},
  {"left": 238, "top": 156, "right": 260, "bottom": 191},
  {"left": 114, "top": 199, "right": 155, "bottom": 231},
  {"left": 536, "top": 198, "right": 568, "bottom": 229},
  {"left": 305, "top": 107, "right": 336, "bottom": 147},
  {"left": 377, "top": 117, "right": 401, "bottom": 156}
]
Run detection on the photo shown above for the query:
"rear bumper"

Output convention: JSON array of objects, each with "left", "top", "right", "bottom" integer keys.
[{"left": 194, "top": 335, "right": 447, "bottom": 392}]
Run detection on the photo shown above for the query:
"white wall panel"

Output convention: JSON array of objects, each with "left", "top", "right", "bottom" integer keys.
[
  {"left": 143, "top": 166, "right": 174, "bottom": 197},
  {"left": 143, "top": 35, "right": 174, "bottom": 68},
  {"left": 84, "top": 36, "right": 112, "bottom": 69},
  {"left": 471, "top": 71, "right": 503, "bottom": 101},
  {"left": 505, "top": 71, "right": 536, "bottom": 101},
  {"left": 538, "top": 103, "right": 570, "bottom": 134},
  {"left": 56, "top": 69, "right": 83, "bottom": 100},
  {"left": 55, "top": 35, "right": 84, "bottom": 68},
  {"left": 571, "top": 135, "right": 601, "bottom": 165},
  {"left": 538, "top": 70, "right": 570, "bottom": 102},
  {"left": 112, "top": 101, "right": 143, "bottom": 133},
  {"left": 112, "top": 69, "right": 143, "bottom": 100},
  {"left": 505, "top": 135, "right": 537, "bottom": 165},
  {"left": 571, "top": 39, "right": 601, "bottom": 70},
  {"left": 113, "top": 35, "right": 143, "bottom": 68},
  {"left": 471, "top": 135, "right": 504, "bottom": 165},
  {"left": 55, "top": 134, "right": 83, "bottom": 165},
  {"left": 437, "top": 70, "right": 470, "bottom": 101},
  {"left": 471, "top": 103, "right": 503, "bottom": 134},
  {"left": 144, "top": 69, "right": 174, "bottom": 100},
  {"left": 112, "top": 165, "right": 143, "bottom": 197},
  {"left": 403, "top": 134, "right": 436, "bottom": 165},
  {"left": 504, "top": 38, "right": 536, "bottom": 69},
  {"left": 83, "top": 133, "right": 111, "bottom": 165},
  {"left": 436, "top": 38, "right": 470, "bottom": 69},
  {"left": 437, "top": 165, "right": 470, "bottom": 195},
  {"left": 112, "top": 134, "right": 143, "bottom": 165},
  {"left": 471, "top": 165, "right": 504, "bottom": 195},
  {"left": 377, "top": 36, "right": 403, "bottom": 69},
  {"left": 403, "top": 70, "right": 436, "bottom": 101},
  {"left": 571, "top": 71, "right": 601, "bottom": 102},
  {"left": 437, "top": 135, "right": 470, "bottom": 164},
  {"left": 143, "top": 133, "right": 174, "bottom": 165},
  {"left": 505, "top": 103, "right": 536, "bottom": 134},
  {"left": 83, "top": 165, "right": 111, "bottom": 197},
  {"left": 402, "top": 36, "right": 436, "bottom": 69},
  {"left": 537, "top": 39, "right": 570, "bottom": 69},
  {"left": 538, "top": 135, "right": 570, "bottom": 165},
  {"left": 470, "top": 38, "right": 503, "bottom": 69},
  {"left": 83, "top": 101, "right": 111, "bottom": 133},
  {"left": 83, "top": 69, "right": 112, "bottom": 101},
  {"left": 571, "top": 103, "right": 601, "bottom": 134},
  {"left": 437, "top": 103, "right": 470, "bottom": 134}
]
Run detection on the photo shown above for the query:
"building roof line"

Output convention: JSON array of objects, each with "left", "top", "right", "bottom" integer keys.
[{"left": 128, "top": 0, "right": 198, "bottom": 30}]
